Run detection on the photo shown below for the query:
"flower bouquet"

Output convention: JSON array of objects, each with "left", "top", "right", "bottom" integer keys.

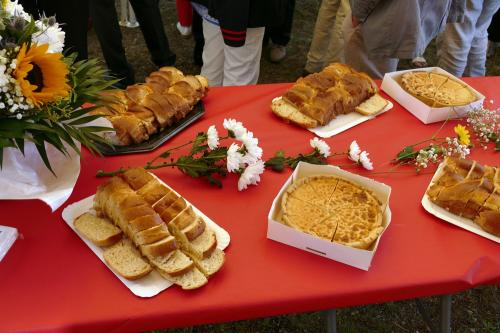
[{"left": 0, "top": 1, "right": 115, "bottom": 210}]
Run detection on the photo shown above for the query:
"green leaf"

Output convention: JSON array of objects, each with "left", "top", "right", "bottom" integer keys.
[
  {"left": 190, "top": 132, "right": 208, "bottom": 156},
  {"left": 14, "top": 138, "right": 24, "bottom": 155},
  {"left": 207, "top": 175, "right": 222, "bottom": 188},
  {"left": 265, "top": 156, "right": 286, "bottom": 172},
  {"left": 67, "top": 115, "right": 104, "bottom": 126},
  {"left": 0, "top": 146, "right": 3, "bottom": 169},
  {"left": 396, "top": 146, "right": 417, "bottom": 162},
  {"left": 34, "top": 143, "right": 55, "bottom": 176},
  {"left": 204, "top": 147, "right": 228, "bottom": 161}
]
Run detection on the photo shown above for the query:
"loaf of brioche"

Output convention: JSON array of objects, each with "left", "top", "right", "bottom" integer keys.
[
  {"left": 271, "top": 63, "right": 381, "bottom": 128},
  {"left": 427, "top": 157, "right": 500, "bottom": 237},
  {"left": 93, "top": 67, "right": 209, "bottom": 145}
]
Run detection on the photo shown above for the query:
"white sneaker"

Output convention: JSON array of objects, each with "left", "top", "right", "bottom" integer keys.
[
  {"left": 270, "top": 44, "right": 287, "bottom": 63},
  {"left": 176, "top": 22, "right": 192, "bottom": 37}
]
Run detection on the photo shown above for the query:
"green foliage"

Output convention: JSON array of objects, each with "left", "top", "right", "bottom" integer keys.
[{"left": 265, "top": 149, "right": 328, "bottom": 172}]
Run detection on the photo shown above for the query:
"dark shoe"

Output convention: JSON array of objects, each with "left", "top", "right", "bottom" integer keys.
[{"left": 156, "top": 53, "right": 176, "bottom": 68}]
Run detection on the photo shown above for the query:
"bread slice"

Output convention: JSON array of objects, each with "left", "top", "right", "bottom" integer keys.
[
  {"left": 193, "top": 248, "right": 225, "bottom": 277},
  {"left": 170, "top": 218, "right": 218, "bottom": 260},
  {"left": 158, "top": 266, "right": 208, "bottom": 290},
  {"left": 159, "top": 197, "right": 187, "bottom": 223},
  {"left": 152, "top": 191, "right": 180, "bottom": 214},
  {"left": 121, "top": 167, "right": 154, "bottom": 191},
  {"left": 169, "top": 206, "right": 197, "bottom": 230},
  {"left": 355, "top": 93, "right": 389, "bottom": 116},
  {"left": 137, "top": 179, "right": 171, "bottom": 205},
  {"left": 271, "top": 97, "right": 318, "bottom": 128},
  {"left": 103, "top": 239, "right": 152, "bottom": 280},
  {"left": 133, "top": 223, "right": 170, "bottom": 246},
  {"left": 128, "top": 214, "right": 163, "bottom": 235},
  {"left": 140, "top": 235, "right": 178, "bottom": 257},
  {"left": 74, "top": 212, "right": 122, "bottom": 247},
  {"left": 148, "top": 249, "right": 194, "bottom": 276}
]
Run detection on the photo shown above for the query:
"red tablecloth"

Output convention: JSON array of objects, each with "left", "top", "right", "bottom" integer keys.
[{"left": 1, "top": 78, "right": 499, "bottom": 333}]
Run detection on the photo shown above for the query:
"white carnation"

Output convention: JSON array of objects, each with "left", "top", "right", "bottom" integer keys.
[
  {"left": 32, "top": 21, "right": 65, "bottom": 53},
  {"left": 237, "top": 160, "right": 265, "bottom": 191},
  {"left": 5, "top": 1, "right": 31, "bottom": 21},
  {"left": 0, "top": 64, "right": 9, "bottom": 87},
  {"left": 310, "top": 137, "right": 330, "bottom": 157},
  {"left": 359, "top": 151, "right": 373, "bottom": 170},
  {"left": 348, "top": 140, "right": 361, "bottom": 162},
  {"left": 206, "top": 125, "right": 219, "bottom": 150},
  {"left": 240, "top": 131, "right": 263, "bottom": 162},
  {"left": 226, "top": 143, "right": 243, "bottom": 173},
  {"left": 223, "top": 118, "right": 247, "bottom": 139}
]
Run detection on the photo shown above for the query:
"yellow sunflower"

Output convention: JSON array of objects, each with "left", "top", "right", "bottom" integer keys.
[
  {"left": 14, "top": 43, "right": 70, "bottom": 107},
  {"left": 454, "top": 124, "right": 471, "bottom": 146}
]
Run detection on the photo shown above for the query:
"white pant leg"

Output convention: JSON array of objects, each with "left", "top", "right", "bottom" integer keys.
[
  {"left": 437, "top": 0, "right": 484, "bottom": 77},
  {"left": 464, "top": 0, "right": 500, "bottom": 76},
  {"left": 222, "top": 27, "right": 265, "bottom": 86},
  {"left": 201, "top": 19, "right": 224, "bottom": 86}
]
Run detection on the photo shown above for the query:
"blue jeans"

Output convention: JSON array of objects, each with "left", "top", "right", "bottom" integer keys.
[{"left": 437, "top": 0, "right": 500, "bottom": 77}]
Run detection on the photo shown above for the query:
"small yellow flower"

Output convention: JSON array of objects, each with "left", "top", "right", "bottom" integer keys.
[{"left": 454, "top": 124, "right": 470, "bottom": 146}]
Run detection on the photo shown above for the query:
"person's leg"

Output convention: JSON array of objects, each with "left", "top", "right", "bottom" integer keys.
[
  {"left": 201, "top": 20, "right": 224, "bottom": 86},
  {"left": 305, "top": 0, "right": 342, "bottom": 73},
  {"left": 129, "top": 0, "right": 176, "bottom": 67},
  {"left": 343, "top": 16, "right": 398, "bottom": 79},
  {"left": 192, "top": 10, "right": 204, "bottom": 66},
  {"left": 436, "top": 0, "right": 483, "bottom": 77},
  {"left": 324, "top": 0, "right": 350, "bottom": 65},
  {"left": 89, "top": 0, "right": 134, "bottom": 85},
  {"left": 269, "top": 0, "right": 295, "bottom": 63},
  {"left": 223, "top": 27, "right": 265, "bottom": 86},
  {"left": 464, "top": 0, "right": 500, "bottom": 76}
]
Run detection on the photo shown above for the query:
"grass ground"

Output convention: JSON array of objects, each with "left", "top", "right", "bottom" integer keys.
[{"left": 87, "top": 1, "right": 500, "bottom": 332}]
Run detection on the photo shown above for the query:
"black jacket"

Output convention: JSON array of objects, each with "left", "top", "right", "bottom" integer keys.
[{"left": 192, "top": 0, "right": 287, "bottom": 47}]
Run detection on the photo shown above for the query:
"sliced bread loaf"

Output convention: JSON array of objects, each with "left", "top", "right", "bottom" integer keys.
[
  {"left": 169, "top": 206, "right": 197, "bottom": 230},
  {"left": 103, "top": 239, "right": 152, "bottom": 280},
  {"left": 355, "top": 93, "right": 388, "bottom": 116},
  {"left": 74, "top": 212, "right": 122, "bottom": 247},
  {"left": 169, "top": 217, "right": 217, "bottom": 260},
  {"left": 152, "top": 191, "right": 180, "bottom": 214},
  {"left": 128, "top": 214, "right": 163, "bottom": 235}
]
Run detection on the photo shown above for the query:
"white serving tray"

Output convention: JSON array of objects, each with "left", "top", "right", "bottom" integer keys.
[
  {"left": 267, "top": 162, "right": 392, "bottom": 270},
  {"left": 422, "top": 162, "right": 499, "bottom": 244},
  {"left": 62, "top": 176, "right": 231, "bottom": 297},
  {"left": 272, "top": 97, "right": 393, "bottom": 138},
  {"left": 309, "top": 101, "right": 393, "bottom": 138},
  {"left": 381, "top": 67, "right": 485, "bottom": 124}
]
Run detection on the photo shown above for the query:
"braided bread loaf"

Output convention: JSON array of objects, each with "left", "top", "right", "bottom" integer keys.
[
  {"left": 272, "top": 63, "right": 378, "bottom": 128},
  {"left": 94, "top": 67, "right": 208, "bottom": 145}
]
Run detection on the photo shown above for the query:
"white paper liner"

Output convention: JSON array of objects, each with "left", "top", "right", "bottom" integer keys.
[
  {"left": 61, "top": 175, "right": 231, "bottom": 297},
  {"left": 0, "top": 142, "right": 80, "bottom": 211},
  {"left": 268, "top": 162, "right": 392, "bottom": 270},
  {"left": 0, "top": 225, "right": 18, "bottom": 262},
  {"left": 421, "top": 162, "right": 499, "bottom": 244},
  {"left": 272, "top": 97, "right": 393, "bottom": 138}
]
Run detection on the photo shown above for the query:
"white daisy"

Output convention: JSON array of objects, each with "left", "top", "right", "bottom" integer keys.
[
  {"left": 238, "top": 160, "right": 265, "bottom": 191},
  {"left": 223, "top": 118, "right": 247, "bottom": 139},
  {"left": 348, "top": 140, "right": 361, "bottom": 162},
  {"left": 32, "top": 21, "right": 65, "bottom": 53},
  {"left": 5, "top": 1, "right": 31, "bottom": 21},
  {"left": 359, "top": 151, "right": 373, "bottom": 170},
  {"left": 310, "top": 137, "right": 330, "bottom": 158},
  {"left": 226, "top": 143, "right": 243, "bottom": 173},
  {"left": 206, "top": 125, "right": 219, "bottom": 150}
]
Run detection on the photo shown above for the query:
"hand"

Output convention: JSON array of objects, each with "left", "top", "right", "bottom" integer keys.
[{"left": 351, "top": 15, "right": 361, "bottom": 28}]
